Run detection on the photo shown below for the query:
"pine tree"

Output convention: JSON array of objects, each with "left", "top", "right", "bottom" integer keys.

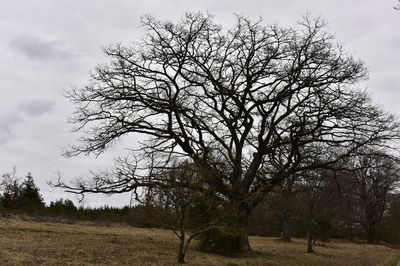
[{"left": 19, "top": 173, "right": 45, "bottom": 211}]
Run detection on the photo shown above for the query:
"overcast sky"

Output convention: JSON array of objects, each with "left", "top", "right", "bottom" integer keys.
[{"left": 0, "top": 0, "right": 399, "bottom": 207}]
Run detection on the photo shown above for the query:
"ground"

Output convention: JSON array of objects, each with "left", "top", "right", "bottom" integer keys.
[{"left": 0, "top": 217, "right": 398, "bottom": 265}]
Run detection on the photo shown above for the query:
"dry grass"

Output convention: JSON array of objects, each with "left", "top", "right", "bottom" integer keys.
[{"left": 0, "top": 217, "right": 398, "bottom": 265}]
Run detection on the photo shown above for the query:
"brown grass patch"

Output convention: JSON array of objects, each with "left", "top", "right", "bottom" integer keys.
[{"left": 0, "top": 217, "right": 398, "bottom": 265}]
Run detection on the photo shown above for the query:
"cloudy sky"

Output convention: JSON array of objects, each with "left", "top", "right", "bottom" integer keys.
[{"left": 0, "top": 0, "right": 399, "bottom": 207}]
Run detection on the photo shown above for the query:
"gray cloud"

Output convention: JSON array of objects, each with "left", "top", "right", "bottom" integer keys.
[
  {"left": 9, "top": 32, "right": 74, "bottom": 61},
  {"left": 0, "top": 113, "right": 22, "bottom": 145},
  {"left": 20, "top": 99, "right": 56, "bottom": 117},
  {"left": 0, "top": 100, "right": 56, "bottom": 145}
]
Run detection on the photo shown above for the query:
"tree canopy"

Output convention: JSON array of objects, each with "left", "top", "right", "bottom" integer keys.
[{"left": 56, "top": 12, "right": 400, "bottom": 251}]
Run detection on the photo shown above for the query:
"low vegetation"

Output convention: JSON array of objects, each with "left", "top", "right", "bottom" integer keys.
[{"left": 0, "top": 217, "right": 398, "bottom": 266}]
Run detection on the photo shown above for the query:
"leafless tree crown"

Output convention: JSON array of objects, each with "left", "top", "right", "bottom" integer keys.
[{"left": 60, "top": 12, "right": 399, "bottom": 209}]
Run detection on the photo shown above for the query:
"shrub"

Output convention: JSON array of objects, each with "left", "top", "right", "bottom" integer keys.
[{"left": 197, "top": 227, "right": 243, "bottom": 255}]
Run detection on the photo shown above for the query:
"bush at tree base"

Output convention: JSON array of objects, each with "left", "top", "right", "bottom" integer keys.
[
  {"left": 186, "top": 191, "right": 248, "bottom": 255},
  {"left": 197, "top": 227, "right": 243, "bottom": 256}
]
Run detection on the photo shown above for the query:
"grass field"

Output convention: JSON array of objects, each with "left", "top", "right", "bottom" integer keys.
[{"left": 0, "top": 217, "right": 398, "bottom": 265}]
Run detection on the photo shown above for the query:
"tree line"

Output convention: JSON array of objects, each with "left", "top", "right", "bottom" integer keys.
[{"left": 0, "top": 169, "right": 159, "bottom": 226}]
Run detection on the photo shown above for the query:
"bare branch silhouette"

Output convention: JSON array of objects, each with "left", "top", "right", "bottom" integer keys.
[{"left": 52, "top": 12, "right": 400, "bottom": 252}]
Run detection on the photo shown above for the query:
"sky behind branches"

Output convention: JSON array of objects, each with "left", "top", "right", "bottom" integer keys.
[{"left": 0, "top": 0, "right": 399, "bottom": 207}]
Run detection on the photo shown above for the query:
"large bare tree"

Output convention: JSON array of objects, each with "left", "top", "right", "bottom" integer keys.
[{"left": 56, "top": 13, "right": 399, "bottom": 251}]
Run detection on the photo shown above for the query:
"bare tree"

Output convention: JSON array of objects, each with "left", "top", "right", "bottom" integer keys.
[
  {"left": 347, "top": 151, "right": 400, "bottom": 244},
  {"left": 55, "top": 13, "right": 399, "bottom": 252},
  {"left": 155, "top": 164, "right": 198, "bottom": 264},
  {"left": 395, "top": 0, "right": 400, "bottom": 10},
  {"left": 298, "top": 168, "right": 336, "bottom": 253},
  {"left": 0, "top": 168, "right": 18, "bottom": 192},
  {"left": 276, "top": 174, "right": 298, "bottom": 242},
  {"left": 152, "top": 162, "right": 224, "bottom": 263}
]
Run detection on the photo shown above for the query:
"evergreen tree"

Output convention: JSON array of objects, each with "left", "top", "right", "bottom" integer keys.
[
  {"left": 0, "top": 171, "right": 44, "bottom": 212},
  {"left": 19, "top": 173, "right": 45, "bottom": 211}
]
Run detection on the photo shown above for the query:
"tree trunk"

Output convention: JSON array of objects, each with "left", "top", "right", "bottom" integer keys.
[
  {"left": 367, "top": 225, "right": 378, "bottom": 244},
  {"left": 346, "top": 219, "right": 354, "bottom": 241},
  {"left": 281, "top": 218, "right": 292, "bottom": 242},
  {"left": 306, "top": 225, "right": 314, "bottom": 253},
  {"left": 281, "top": 176, "right": 295, "bottom": 242},
  {"left": 241, "top": 218, "right": 252, "bottom": 252},
  {"left": 234, "top": 203, "right": 252, "bottom": 253},
  {"left": 177, "top": 232, "right": 185, "bottom": 263}
]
